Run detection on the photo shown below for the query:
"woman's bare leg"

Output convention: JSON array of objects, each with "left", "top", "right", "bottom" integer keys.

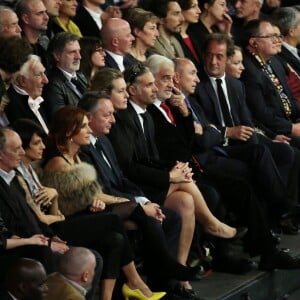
[
  {"left": 165, "top": 189, "right": 195, "bottom": 265},
  {"left": 100, "top": 279, "right": 116, "bottom": 300},
  {"left": 176, "top": 181, "right": 236, "bottom": 238}
]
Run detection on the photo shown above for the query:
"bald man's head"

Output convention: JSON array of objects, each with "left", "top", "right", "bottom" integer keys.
[{"left": 101, "top": 18, "right": 134, "bottom": 54}]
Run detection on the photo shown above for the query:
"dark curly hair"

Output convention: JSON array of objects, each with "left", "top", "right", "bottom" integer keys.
[{"left": 0, "top": 36, "right": 32, "bottom": 73}]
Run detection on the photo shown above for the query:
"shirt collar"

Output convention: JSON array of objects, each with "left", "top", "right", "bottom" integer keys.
[
  {"left": 57, "top": 67, "right": 76, "bottom": 81},
  {"left": 0, "top": 168, "right": 16, "bottom": 185},
  {"left": 129, "top": 100, "right": 147, "bottom": 114},
  {"left": 89, "top": 134, "right": 97, "bottom": 146},
  {"left": 282, "top": 42, "right": 300, "bottom": 60},
  {"left": 62, "top": 275, "right": 87, "bottom": 296},
  {"left": 105, "top": 50, "right": 124, "bottom": 71}
]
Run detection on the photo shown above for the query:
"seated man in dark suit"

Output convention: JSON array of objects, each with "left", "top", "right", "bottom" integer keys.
[
  {"left": 73, "top": 0, "right": 104, "bottom": 38},
  {"left": 101, "top": 18, "right": 135, "bottom": 71},
  {"left": 0, "top": 127, "right": 104, "bottom": 300},
  {"left": 241, "top": 19, "right": 300, "bottom": 148},
  {"left": 77, "top": 92, "right": 200, "bottom": 290},
  {"left": 272, "top": 7, "right": 300, "bottom": 77},
  {"left": 46, "top": 247, "right": 97, "bottom": 300},
  {"left": 43, "top": 32, "right": 87, "bottom": 120},
  {"left": 1, "top": 258, "right": 48, "bottom": 300},
  {"left": 6, "top": 55, "right": 49, "bottom": 133}
]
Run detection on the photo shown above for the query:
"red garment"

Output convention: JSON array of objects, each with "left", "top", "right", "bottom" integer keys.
[
  {"left": 160, "top": 102, "right": 176, "bottom": 125},
  {"left": 183, "top": 36, "right": 200, "bottom": 62}
]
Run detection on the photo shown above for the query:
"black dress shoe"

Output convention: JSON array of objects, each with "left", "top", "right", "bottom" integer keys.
[
  {"left": 211, "top": 255, "right": 256, "bottom": 274},
  {"left": 270, "top": 230, "right": 281, "bottom": 244},
  {"left": 170, "top": 284, "right": 204, "bottom": 300},
  {"left": 229, "top": 227, "right": 248, "bottom": 241},
  {"left": 280, "top": 219, "right": 300, "bottom": 235},
  {"left": 259, "top": 250, "right": 300, "bottom": 271}
]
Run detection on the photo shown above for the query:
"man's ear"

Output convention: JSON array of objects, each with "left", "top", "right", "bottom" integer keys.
[
  {"left": 249, "top": 37, "right": 257, "bottom": 48},
  {"left": 173, "top": 71, "right": 180, "bottom": 85},
  {"left": 53, "top": 52, "right": 60, "bottom": 63},
  {"left": 128, "top": 85, "right": 136, "bottom": 96},
  {"left": 21, "top": 14, "right": 30, "bottom": 25},
  {"left": 133, "top": 27, "right": 141, "bottom": 38},
  {"left": 81, "top": 271, "right": 89, "bottom": 283},
  {"left": 111, "top": 37, "right": 119, "bottom": 48}
]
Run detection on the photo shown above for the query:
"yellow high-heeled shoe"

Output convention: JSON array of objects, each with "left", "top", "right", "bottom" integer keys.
[{"left": 122, "top": 283, "right": 166, "bottom": 300}]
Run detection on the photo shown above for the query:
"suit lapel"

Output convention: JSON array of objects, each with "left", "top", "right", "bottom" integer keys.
[{"left": 204, "top": 79, "right": 224, "bottom": 125}]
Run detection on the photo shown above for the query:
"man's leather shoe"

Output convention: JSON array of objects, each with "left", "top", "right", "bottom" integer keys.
[
  {"left": 280, "top": 219, "right": 300, "bottom": 235},
  {"left": 270, "top": 230, "right": 281, "bottom": 244},
  {"left": 259, "top": 249, "right": 300, "bottom": 271},
  {"left": 211, "top": 255, "right": 256, "bottom": 274},
  {"left": 170, "top": 284, "right": 204, "bottom": 300}
]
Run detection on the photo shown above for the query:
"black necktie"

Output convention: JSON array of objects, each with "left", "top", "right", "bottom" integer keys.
[
  {"left": 140, "top": 112, "right": 159, "bottom": 159},
  {"left": 215, "top": 79, "right": 234, "bottom": 127},
  {"left": 71, "top": 77, "right": 85, "bottom": 95},
  {"left": 94, "top": 138, "right": 119, "bottom": 185}
]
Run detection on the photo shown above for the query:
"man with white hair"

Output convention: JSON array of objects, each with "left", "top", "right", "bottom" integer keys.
[
  {"left": 0, "top": 6, "right": 22, "bottom": 37},
  {"left": 46, "top": 247, "right": 99, "bottom": 300},
  {"left": 6, "top": 55, "right": 49, "bottom": 132},
  {"left": 272, "top": 7, "right": 300, "bottom": 76}
]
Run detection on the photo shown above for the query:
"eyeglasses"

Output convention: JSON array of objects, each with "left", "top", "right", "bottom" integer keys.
[
  {"left": 95, "top": 47, "right": 105, "bottom": 53},
  {"left": 252, "top": 34, "right": 283, "bottom": 41}
]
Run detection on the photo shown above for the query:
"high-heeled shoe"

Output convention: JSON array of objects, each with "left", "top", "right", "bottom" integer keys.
[
  {"left": 205, "top": 226, "right": 248, "bottom": 241},
  {"left": 122, "top": 283, "right": 166, "bottom": 300}
]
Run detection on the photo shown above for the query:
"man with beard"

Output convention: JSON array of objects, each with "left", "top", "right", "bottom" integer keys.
[{"left": 147, "top": 0, "right": 185, "bottom": 59}]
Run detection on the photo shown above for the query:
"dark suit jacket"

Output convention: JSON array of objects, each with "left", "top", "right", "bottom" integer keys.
[
  {"left": 196, "top": 72, "right": 258, "bottom": 144},
  {"left": 147, "top": 102, "right": 195, "bottom": 164},
  {"left": 0, "top": 176, "right": 53, "bottom": 238},
  {"left": 104, "top": 52, "right": 135, "bottom": 71},
  {"left": 43, "top": 67, "right": 87, "bottom": 120},
  {"left": 0, "top": 291, "right": 14, "bottom": 300},
  {"left": 73, "top": 4, "right": 101, "bottom": 38},
  {"left": 241, "top": 51, "right": 300, "bottom": 135},
  {"left": 107, "top": 102, "right": 170, "bottom": 203},
  {"left": 79, "top": 135, "right": 145, "bottom": 201},
  {"left": 188, "top": 96, "right": 225, "bottom": 152},
  {"left": 5, "top": 85, "right": 49, "bottom": 126},
  {"left": 279, "top": 46, "right": 300, "bottom": 76}
]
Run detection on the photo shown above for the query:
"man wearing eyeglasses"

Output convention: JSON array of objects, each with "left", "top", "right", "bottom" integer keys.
[{"left": 241, "top": 19, "right": 300, "bottom": 149}]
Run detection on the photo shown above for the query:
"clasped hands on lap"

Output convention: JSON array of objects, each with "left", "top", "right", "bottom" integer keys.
[{"left": 169, "top": 161, "right": 194, "bottom": 183}]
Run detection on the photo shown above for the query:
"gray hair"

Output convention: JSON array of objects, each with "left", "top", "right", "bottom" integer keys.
[
  {"left": 0, "top": 5, "right": 15, "bottom": 32},
  {"left": 271, "top": 7, "right": 299, "bottom": 37},
  {"left": 59, "top": 247, "right": 96, "bottom": 278},
  {"left": 0, "top": 127, "right": 13, "bottom": 152},
  {"left": 17, "top": 54, "right": 41, "bottom": 79},
  {"left": 145, "top": 54, "right": 174, "bottom": 76}
]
